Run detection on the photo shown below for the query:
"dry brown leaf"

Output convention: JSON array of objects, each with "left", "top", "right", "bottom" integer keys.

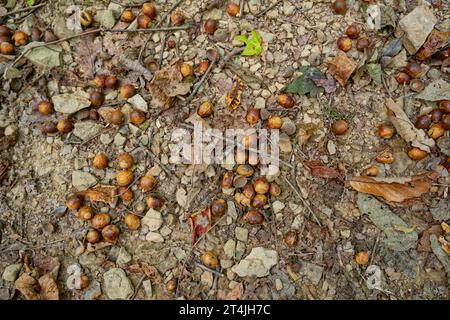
[
  {"left": 73, "top": 33, "right": 102, "bottom": 79},
  {"left": 225, "top": 77, "right": 244, "bottom": 111},
  {"left": 385, "top": 98, "right": 435, "bottom": 152},
  {"left": 15, "top": 272, "right": 59, "bottom": 300},
  {"left": 297, "top": 123, "right": 318, "bottom": 147},
  {"left": 304, "top": 160, "right": 340, "bottom": 179},
  {"left": 349, "top": 173, "right": 434, "bottom": 202},
  {"left": 416, "top": 30, "right": 450, "bottom": 61},
  {"left": 78, "top": 185, "right": 117, "bottom": 206},
  {"left": 327, "top": 51, "right": 357, "bottom": 87}
]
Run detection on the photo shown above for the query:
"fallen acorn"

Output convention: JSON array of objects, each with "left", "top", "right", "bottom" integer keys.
[
  {"left": 200, "top": 251, "right": 219, "bottom": 269},
  {"left": 244, "top": 210, "right": 264, "bottom": 225}
]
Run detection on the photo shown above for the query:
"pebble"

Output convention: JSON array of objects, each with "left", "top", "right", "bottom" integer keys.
[
  {"left": 95, "top": 9, "right": 115, "bottom": 28},
  {"left": 52, "top": 93, "right": 90, "bottom": 114},
  {"left": 281, "top": 118, "right": 296, "bottom": 135},
  {"left": 200, "top": 271, "right": 214, "bottom": 289},
  {"left": 272, "top": 201, "right": 285, "bottom": 214},
  {"left": 116, "top": 247, "right": 132, "bottom": 266},
  {"left": 73, "top": 121, "right": 102, "bottom": 141},
  {"left": 114, "top": 133, "right": 126, "bottom": 146},
  {"left": 235, "top": 241, "right": 246, "bottom": 260},
  {"left": 141, "top": 209, "right": 163, "bottom": 231},
  {"left": 254, "top": 97, "right": 266, "bottom": 109},
  {"left": 427, "top": 69, "right": 441, "bottom": 81},
  {"left": 235, "top": 227, "right": 249, "bottom": 242},
  {"left": 279, "top": 133, "right": 292, "bottom": 154},
  {"left": 127, "top": 94, "right": 148, "bottom": 112},
  {"left": 100, "top": 133, "right": 113, "bottom": 145},
  {"left": 146, "top": 232, "right": 164, "bottom": 242},
  {"left": 103, "top": 268, "right": 134, "bottom": 300},
  {"left": 71, "top": 170, "right": 97, "bottom": 190},
  {"left": 226, "top": 201, "right": 238, "bottom": 220},
  {"left": 231, "top": 247, "right": 278, "bottom": 278},
  {"left": 2, "top": 263, "right": 22, "bottom": 282},
  {"left": 327, "top": 140, "right": 337, "bottom": 155},
  {"left": 275, "top": 278, "right": 283, "bottom": 291},
  {"left": 142, "top": 280, "right": 153, "bottom": 298},
  {"left": 84, "top": 280, "right": 102, "bottom": 300}
]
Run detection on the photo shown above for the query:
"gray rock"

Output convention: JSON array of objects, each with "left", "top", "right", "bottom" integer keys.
[
  {"left": 72, "top": 170, "right": 97, "bottom": 190},
  {"left": 141, "top": 209, "right": 163, "bottom": 231},
  {"left": 281, "top": 118, "right": 296, "bottom": 135},
  {"left": 300, "top": 261, "right": 323, "bottom": 285},
  {"left": 52, "top": 93, "right": 91, "bottom": 114},
  {"left": 235, "top": 227, "right": 248, "bottom": 242},
  {"left": 23, "top": 42, "right": 62, "bottom": 68},
  {"left": 103, "top": 268, "right": 134, "bottom": 300},
  {"left": 232, "top": 247, "right": 278, "bottom": 278},
  {"left": 397, "top": 6, "right": 437, "bottom": 55},
  {"left": 224, "top": 240, "right": 236, "bottom": 259},
  {"left": 226, "top": 201, "right": 238, "bottom": 220},
  {"left": 95, "top": 10, "right": 116, "bottom": 28},
  {"left": 116, "top": 247, "right": 132, "bottom": 266},
  {"left": 114, "top": 133, "right": 126, "bottom": 146},
  {"left": 4, "top": 67, "right": 22, "bottom": 79},
  {"left": 142, "top": 280, "right": 153, "bottom": 298},
  {"left": 145, "top": 232, "right": 164, "bottom": 242},
  {"left": 73, "top": 121, "right": 103, "bottom": 141},
  {"left": 100, "top": 133, "right": 113, "bottom": 145},
  {"left": 416, "top": 80, "right": 450, "bottom": 101},
  {"left": 2, "top": 263, "right": 22, "bottom": 282},
  {"left": 430, "top": 199, "right": 450, "bottom": 221},
  {"left": 127, "top": 94, "right": 148, "bottom": 112}
]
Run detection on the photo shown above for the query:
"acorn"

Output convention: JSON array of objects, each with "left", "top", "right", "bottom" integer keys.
[
  {"left": 430, "top": 109, "right": 442, "bottom": 123},
  {"left": 204, "top": 19, "right": 218, "bottom": 34},
  {"left": 78, "top": 275, "right": 90, "bottom": 290},
  {"left": 442, "top": 114, "right": 450, "bottom": 130},
  {"left": 130, "top": 109, "right": 146, "bottom": 125},
  {"left": 195, "top": 61, "right": 209, "bottom": 76},
  {"left": 117, "top": 152, "right": 134, "bottom": 169},
  {"left": 166, "top": 279, "right": 177, "bottom": 293},
  {"left": 440, "top": 100, "right": 450, "bottom": 114},
  {"left": 345, "top": 24, "right": 359, "bottom": 39},
  {"left": 12, "top": 31, "right": 29, "bottom": 46},
  {"left": 222, "top": 171, "right": 234, "bottom": 188},
  {"left": 137, "top": 14, "right": 151, "bottom": 29},
  {"left": 116, "top": 170, "right": 134, "bottom": 186},
  {"left": 410, "top": 79, "right": 425, "bottom": 92},
  {"left": 246, "top": 108, "right": 260, "bottom": 124},
  {"left": 331, "top": 119, "right": 349, "bottom": 135},
  {"left": 146, "top": 195, "right": 164, "bottom": 209},
  {"left": 332, "top": 0, "right": 347, "bottom": 14},
  {"left": 91, "top": 213, "right": 111, "bottom": 229},
  {"left": 140, "top": 175, "right": 157, "bottom": 192},
  {"left": 80, "top": 10, "right": 94, "bottom": 28},
  {"left": 283, "top": 230, "right": 298, "bottom": 247},
  {"left": 118, "top": 187, "right": 133, "bottom": 202},
  {"left": 167, "top": 38, "right": 176, "bottom": 49},
  {"left": 110, "top": 109, "right": 124, "bottom": 125},
  {"left": 408, "top": 147, "right": 428, "bottom": 161},
  {"left": 206, "top": 48, "right": 220, "bottom": 62},
  {"left": 90, "top": 90, "right": 104, "bottom": 107},
  {"left": 242, "top": 183, "right": 256, "bottom": 200},
  {"left": 37, "top": 100, "right": 54, "bottom": 115},
  {"left": 375, "top": 150, "right": 395, "bottom": 164},
  {"left": 428, "top": 123, "right": 445, "bottom": 139},
  {"left": 378, "top": 124, "right": 394, "bottom": 139},
  {"left": 337, "top": 36, "right": 352, "bottom": 52},
  {"left": 244, "top": 210, "right": 264, "bottom": 225},
  {"left": 86, "top": 229, "right": 101, "bottom": 243},
  {"left": 362, "top": 166, "right": 379, "bottom": 177},
  {"left": 254, "top": 177, "right": 269, "bottom": 194},
  {"left": 269, "top": 182, "right": 281, "bottom": 197},
  {"left": 200, "top": 251, "right": 219, "bottom": 269},
  {"left": 355, "top": 251, "right": 369, "bottom": 265},
  {"left": 102, "top": 224, "right": 120, "bottom": 243},
  {"left": 170, "top": 11, "right": 185, "bottom": 26},
  {"left": 105, "top": 75, "right": 118, "bottom": 89},
  {"left": 142, "top": 3, "right": 157, "bottom": 19},
  {"left": 235, "top": 192, "right": 251, "bottom": 206},
  {"left": 180, "top": 63, "right": 193, "bottom": 77},
  {"left": 0, "top": 42, "right": 14, "bottom": 55},
  {"left": 56, "top": 118, "right": 73, "bottom": 133},
  {"left": 0, "top": 25, "right": 12, "bottom": 37},
  {"left": 78, "top": 206, "right": 94, "bottom": 221},
  {"left": 236, "top": 164, "right": 254, "bottom": 177},
  {"left": 415, "top": 115, "right": 431, "bottom": 129},
  {"left": 395, "top": 72, "right": 410, "bottom": 85},
  {"left": 197, "top": 101, "right": 213, "bottom": 118},
  {"left": 405, "top": 62, "right": 422, "bottom": 78},
  {"left": 124, "top": 213, "right": 141, "bottom": 230},
  {"left": 41, "top": 121, "right": 58, "bottom": 134},
  {"left": 121, "top": 9, "right": 135, "bottom": 23},
  {"left": 226, "top": 2, "right": 240, "bottom": 17},
  {"left": 356, "top": 36, "right": 370, "bottom": 51},
  {"left": 268, "top": 116, "right": 282, "bottom": 129},
  {"left": 93, "top": 152, "right": 108, "bottom": 169},
  {"left": 252, "top": 194, "right": 267, "bottom": 208},
  {"left": 66, "top": 195, "right": 83, "bottom": 210},
  {"left": 211, "top": 198, "right": 227, "bottom": 219},
  {"left": 233, "top": 175, "right": 248, "bottom": 188},
  {"left": 93, "top": 74, "right": 106, "bottom": 88},
  {"left": 277, "top": 93, "right": 295, "bottom": 108},
  {"left": 119, "top": 84, "right": 136, "bottom": 98},
  {"left": 0, "top": 36, "right": 11, "bottom": 44}
]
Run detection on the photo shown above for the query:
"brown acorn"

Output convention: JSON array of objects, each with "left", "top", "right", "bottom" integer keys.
[
  {"left": 200, "top": 251, "right": 219, "bottom": 269},
  {"left": 130, "top": 109, "right": 146, "bottom": 125},
  {"left": 137, "top": 14, "right": 152, "bottom": 29},
  {"left": 269, "top": 182, "right": 281, "bottom": 197},
  {"left": 180, "top": 63, "right": 193, "bottom": 77},
  {"left": 41, "top": 121, "right": 58, "bottom": 134},
  {"left": 56, "top": 118, "right": 73, "bottom": 133},
  {"left": 142, "top": 3, "right": 157, "bottom": 19},
  {"left": 166, "top": 279, "right": 177, "bottom": 293},
  {"left": 222, "top": 171, "right": 234, "bottom": 188},
  {"left": 93, "top": 75, "right": 106, "bottom": 88},
  {"left": 407, "top": 147, "right": 428, "bottom": 161},
  {"left": 345, "top": 24, "right": 359, "bottom": 39},
  {"left": 242, "top": 183, "right": 256, "bottom": 200},
  {"left": 0, "top": 25, "right": 12, "bottom": 37},
  {"left": 90, "top": 90, "right": 104, "bottom": 107},
  {"left": 118, "top": 187, "right": 133, "bottom": 202},
  {"left": 110, "top": 109, "right": 124, "bottom": 125},
  {"left": 116, "top": 170, "right": 134, "bottom": 186},
  {"left": 362, "top": 166, "right": 379, "bottom": 177},
  {"left": 121, "top": 9, "right": 135, "bottom": 23},
  {"left": 277, "top": 93, "right": 295, "bottom": 108},
  {"left": 124, "top": 213, "right": 140, "bottom": 230},
  {"left": 428, "top": 123, "right": 445, "bottom": 139},
  {"left": 146, "top": 195, "right": 164, "bottom": 209},
  {"left": 105, "top": 75, "right": 118, "bottom": 89},
  {"left": 246, "top": 108, "right": 260, "bottom": 124},
  {"left": 86, "top": 229, "right": 101, "bottom": 243},
  {"left": 80, "top": 10, "right": 94, "bottom": 28},
  {"left": 167, "top": 38, "right": 176, "bottom": 49},
  {"left": 119, "top": 84, "right": 136, "bottom": 98},
  {"left": 0, "top": 42, "right": 14, "bottom": 55},
  {"left": 283, "top": 230, "right": 298, "bottom": 247},
  {"left": 66, "top": 195, "right": 83, "bottom": 210},
  {"left": 439, "top": 100, "right": 450, "bottom": 114},
  {"left": 355, "top": 251, "right": 369, "bottom": 265},
  {"left": 236, "top": 164, "right": 254, "bottom": 177},
  {"left": 12, "top": 31, "right": 29, "bottom": 46},
  {"left": 254, "top": 177, "right": 269, "bottom": 194},
  {"left": 117, "top": 152, "right": 134, "bottom": 169},
  {"left": 331, "top": 119, "right": 349, "bottom": 135},
  {"left": 395, "top": 72, "right": 410, "bottom": 85},
  {"left": 37, "top": 100, "right": 54, "bottom": 115},
  {"left": 430, "top": 109, "right": 442, "bottom": 123},
  {"left": 204, "top": 19, "right": 218, "bottom": 34},
  {"left": 252, "top": 194, "right": 267, "bottom": 208},
  {"left": 356, "top": 35, "right": 370, "bottom": 51},
  {"left": 337, "top": 36, "right": 352, "bottom": 52},
  {"left": 415, "top": 115, "right": 431, "bottom": 129},
  {"left": 244, "top": 210, "right": 264, "bottom": 225},
  {"left": 332, "top": 0, "right": 347, "bottom": 14},
  {"left": 91, "top": 213, "right": 111, "bottom": 229},
  {"left": 197, "top": 60, "right": 210, "bottom": 75},
  {"left": 226, "top": 3, "right": 240, "bottom": 17},
  {"left": 268, "top": 116, "right": 282, "bottom": 129},
  {"left": 197, "top": 101, "right": 213, "bottom": 118},
  {"left": 102, "top": 224, "right": 120, "bottom": 243},
  {"left": 211, "top": 198, "right": 227, "bottom": 219},
  {"left": 405, "top": 62, "right": 422, "bottom": 78},
  {"left": 233, "top": 175, "right": 248, "bottom": 188},
  {"left": 442, "top": 114, "right": 450, "bottom": 130},
  {"left": 78, "top": 206, "right": 94, "bottom": 221},
  {"left": 140, "top": 175, "right": 157, "bottom": 192},
  {"left": 170, "top": 11, "right": 185, "bottom": 26},
  {"left": 378, "top": 124, "right": 394, "bottom": 139},
  {"left": 93, "top": 152, "right": 109, "bottom": 169},
  {"left": 375, "top": 150, "right": 395, "bottom": 164}
]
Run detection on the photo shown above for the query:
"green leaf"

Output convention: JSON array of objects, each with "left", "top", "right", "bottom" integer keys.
[
  {"left": 234, "top": 30, "right": 263, "bottom": 56},
  {"left": 366, "top": 63, "right": 382, "bottom": 85},
  {"left": 285, "top": 66, "right": 325, "bottom": 97},
  {"left": 27, "top": 0, "right": 37, "bottom": 6}
]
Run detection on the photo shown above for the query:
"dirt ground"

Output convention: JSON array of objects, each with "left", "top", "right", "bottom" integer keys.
[{"left": 0, "top": 0, "right": 449, "bottom": 300}]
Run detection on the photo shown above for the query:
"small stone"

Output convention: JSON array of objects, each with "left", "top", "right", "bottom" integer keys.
[
  {"left": 255, "top": 97, "right": 266, "bottom": 109},
  {"left": 116, "top": 247, "right": 132, "bottom": 266},
  {"left": 279, "top": 133, "right": 292, "bottom": 154},
  {"left": 84, "top": 280, "right": 102, "bottom": 300},
  {"left": 283, "top": 2, "right": 296, "bottom": 16},
  {"left": 100, "top": 133, "right": 113, "bottom": 145},
  {"left": 141, "top": 209, "right": 163, "bottom": 231},
  {"left": 221, "top": 259, "right": 233, "bottom": 269},
  {"left": 146, "top": 232, "right": 164, "bottom": 242},
  {"left": 427, "top": 69, "right": 441, "bottom": 81},
  {"left": 235, "top": 241, "right": 246, "bottom": 260},
  {"left": 73, "top": 121, "right": 103, "bottom": 141},
  {"left": 52, "top": 92, "right": 90, "bottom": 114},
  {"left": 95, "top": 10, "right": 116, "bottom": 29},
  {"left": 114, "top": 133, "right": 126, "bottom": 146},
  {"left": 327, "top": 140, "right": 336, "bottom": 155},
  {"left": 272, "top": 201, "right": 285, "bottom": 214},
  {"left": 200, "top": 271, "right": 214, "bottom": 289},
  {"left": 142, "top": 280, "right": 153, "bottom": 298},
  {"left": 235, "top": 227, "right": 249, "bottom": 242},
  {"left": 176, "top": 188, "right": 188, "bottom": 208},
  {"left": 281, "top": 118, "right": 296, "bottom": 135},
  {"left": 226, "top": 201, "right": 238, "bottom": 220},
  {"left": 127, "top": 94, "right": 148, "bottom": 112},
  {"left": 300, "top": 261, "right": 324, "bottom": 285},
  {"left": 224, "top": 240, "right": 236, "bottom": 259},
  {"left": 71, "top": 171, "right": 97, "bottom": 190},
  {"left": 2, "top": 263, "right": 22, "bottom": 282},
  {"left": 103, "top": 268, "right": 134, "bottom": 300},
  {"left": 275, "top": 278, "right": 283, "bottom": 291},
  {"left": 231, "top": 247, "right": 278, "bottom": 278}
]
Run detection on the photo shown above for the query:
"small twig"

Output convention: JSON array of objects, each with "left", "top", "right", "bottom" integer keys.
[
  {"left": 107, "top": 25, "right": 191, "bottom": 33},
  {"left": 130, "top": 275, "right": 146, "bottom": 300},
  {"left": 0, "top": 3, "right": 46, "bottom": 18},
  {"left": 195, "top": 262, "right": 224, "bottom": 277},
  {"left": 184, "top": 60, "right": 216, "bottom": 105},
  {"left": 255, "top": 0, "right": 281, "bottom": 17}
]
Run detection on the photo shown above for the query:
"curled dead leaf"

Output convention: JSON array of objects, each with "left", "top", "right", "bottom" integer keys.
[
  {"left": 225, "top": 77, "right": 244, "bottom": 111},
  {"left": 385, "top": 98, "right": 435, "bottom": 152},
  {"left": 15, "top": 272, "right": 59, "bottom": 300},
  {"left": 189, "top": 208, "right": 212, "bottom": 244},
  {"left": 349, "top": 173, "right": 435, "bottom": 203},
  {"left": 304, "top": 160, "right": 340, "bottom": 179},
  {"left": 327, "top": 51, "right": 357, "bottom": 87},
  {"left": 78, "top": 185, "right": 117, "bottom": 206}
]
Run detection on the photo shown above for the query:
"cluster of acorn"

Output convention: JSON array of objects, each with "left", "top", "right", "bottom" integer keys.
[
  {"left": 395, "top": 59, "right": 448, "bottom": 93},
  {"left": 0, "top": 25, "right": 31, "bottom": 55},
  {"left": 336, "top": 23, "right": 370, "bottom": 53}
]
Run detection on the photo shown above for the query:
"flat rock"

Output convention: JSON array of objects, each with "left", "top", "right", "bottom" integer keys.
[
  {"left": 116, "top": 247, "right": 132, "bottom": 266},
  {"left": 23, "top": 42, "right": 62, "bottom": 68},
  {"left": 2, "top": 263, "right": 22, "bottom": 282},
  {"left": 95, "top": 10, "right": 116, "bottom": 29},
  {"left": 224, "top": 240, "right": 236, "bottom": 259},
  {"left": 127, "top": 94, "right": 148, "bottom": 112},
  {"left": 141, "top": 209, "right": 163, "bottom": 231},
  {"left": 103, "top": 268, "right": 134, "bottom": 300},
  {"left": 416, "top": 80, "right": 450, "bottom": 101},
  {"left": 142, "top": 280, "right": 153, "bottom": 298},
  {"left": 72, "top": 171, "right": 97, "bottom": 190},
  {"left": 397, "top": 5, "right": 437, "bottom": 55},
  {"left": 52, "top": 93, "right": 91, "bottom": 114},
  {"left": 300, "top": 261, "right": 323, "bottom": 285},
  {"left": 73, "top": 121, "right": 103, "bottom": 141},
  {"left": 235, "top": 227, "right": 248, "bottom": 242},
  {"left": 145, "top": 232, "right": 164, "bottom": 242},
  {"left": 231, "top": 247, "right": 278, "bottom": 278}
]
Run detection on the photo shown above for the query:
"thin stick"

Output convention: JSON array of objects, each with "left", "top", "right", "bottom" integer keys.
[
  {"left": 184, "top": 60, "right": 216, "bottom": 105},
  {"left": 194, "top": 262, "right": 224, "bottom": 277},
  {"left": 107, "top": 25, "right": 190, "bottom": 33},
  {"left": 130, "top": 275, "right": 146, "bottom": 300},
  {"left": 0, "top": 3, "right": 46, "bottom": 18}
]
